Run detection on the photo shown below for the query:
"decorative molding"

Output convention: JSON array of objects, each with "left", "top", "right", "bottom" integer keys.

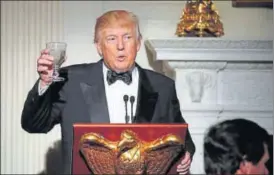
[
  {"left": 146, "top": 38, "right": 272, "bottom": 50},
  {"left": 224, "top": 63, "right": 273, "bottom": 70},
  {"left": 168, "top": 61, "right": 228, "bottom": 70},
  {"left": 185, "top": 71, "right": 213, "bottom": 103},
  {"left": 145, "top": 38, "right": 273, "bottom": 62},
  {"left": 166, "top": 61, "right": 273, "bottom": 70}
]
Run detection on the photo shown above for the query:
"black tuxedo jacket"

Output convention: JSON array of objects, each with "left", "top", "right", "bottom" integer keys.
[{"left": 21, "top": 59, "right": 195, "bottom": 174}]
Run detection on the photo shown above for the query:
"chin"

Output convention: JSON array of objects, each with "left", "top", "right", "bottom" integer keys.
[{"left": 114, "top": 63, "right": 131, "bottom": 72}]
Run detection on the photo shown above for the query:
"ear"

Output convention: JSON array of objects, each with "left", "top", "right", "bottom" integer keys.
[
  {"left": 95, "top": 42, "right": 103, "bottom": 57},
  {"left": 136, "top": 38, "right": 141, "bottom": 52}
]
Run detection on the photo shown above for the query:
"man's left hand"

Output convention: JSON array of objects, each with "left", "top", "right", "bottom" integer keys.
[{"left": 176, "top": 151, "right": 192, "bottom": 175}]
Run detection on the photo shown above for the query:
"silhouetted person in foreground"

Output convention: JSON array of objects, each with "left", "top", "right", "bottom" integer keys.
[{"left": 204, "top": 118, "right": 271, "bottom": 175}]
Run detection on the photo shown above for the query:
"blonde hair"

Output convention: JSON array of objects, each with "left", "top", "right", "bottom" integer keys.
[{"left": 94, "top": 10, "right": 142, "bottom": 43}]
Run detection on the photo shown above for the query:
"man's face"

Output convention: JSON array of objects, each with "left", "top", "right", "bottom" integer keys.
[
  {"left": 96, "top": 20, "right": 141, "bottom": 73},
  {"left": 237, "top": 144, "right": 270, "bottom": 175}
]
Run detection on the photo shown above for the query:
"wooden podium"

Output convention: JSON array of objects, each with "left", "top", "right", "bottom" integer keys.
[{"left": 72, "top": 124, "right": 188, "bottom": 174}]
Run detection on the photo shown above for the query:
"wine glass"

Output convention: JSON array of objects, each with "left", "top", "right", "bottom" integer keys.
[{"left": 46, "top": 42, "right": 67, "bottom": 82}]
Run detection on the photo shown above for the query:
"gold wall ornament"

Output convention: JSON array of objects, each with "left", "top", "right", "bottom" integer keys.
[
  {"left": 79, "top": 129, "right": 185, "bottom": 174},
  {"left": 175, "top": 0, "right": 224, "bottom": 37}
]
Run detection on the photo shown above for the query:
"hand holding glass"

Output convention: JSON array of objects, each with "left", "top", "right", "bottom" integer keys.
[{"left": 46, "top": 42, "right": 67, "bottom": 82}]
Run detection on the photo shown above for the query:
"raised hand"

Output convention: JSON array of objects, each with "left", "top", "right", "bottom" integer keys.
[{"left": 37, "top": 49, "right": 54, "bottom": 88}]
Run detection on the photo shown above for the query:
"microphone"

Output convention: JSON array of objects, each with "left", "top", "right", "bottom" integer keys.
[
  {"left": 123, "top": 95, "right": 129, "bottom": 123},
  {"left": 130, "top": 96, "right": 135, "bottom": 123}
]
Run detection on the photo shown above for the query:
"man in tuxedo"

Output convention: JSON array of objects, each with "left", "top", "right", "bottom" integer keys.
[
  {"left": 21, "top": 10, "right": 195, "bottom": 174},
  {"left": 204, "top": 118, "right": 270, "bottom": 175}
]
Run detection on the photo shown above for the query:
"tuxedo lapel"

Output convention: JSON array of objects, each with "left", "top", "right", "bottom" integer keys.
[
  {"left": 80, "top": 60, "right": 110, "bottom": 123},
  {"left": 134, "top": 65, "right": 158, "bottom": 123}
]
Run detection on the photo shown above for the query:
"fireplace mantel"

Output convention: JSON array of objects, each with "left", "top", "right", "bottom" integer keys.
[
  {"left": 144, "top": 38, "right": 273, "bottom": 174},
  {"left": 145, "top": 38, "right": 272, "bottom": 62},
  {"left": 145, "top": 38, "right": 273, "bottom": 108}
]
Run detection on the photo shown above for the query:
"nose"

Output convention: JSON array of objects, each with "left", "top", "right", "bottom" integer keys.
[{"left": 117, "top": 37, "right": 124, "bottom": 51}]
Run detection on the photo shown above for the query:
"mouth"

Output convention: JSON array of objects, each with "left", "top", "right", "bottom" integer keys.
[{"left": 117, "top": 55, "right": 126, "bottom": 62}]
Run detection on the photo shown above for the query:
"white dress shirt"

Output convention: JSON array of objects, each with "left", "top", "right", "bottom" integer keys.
[
  {"left": 103, "top": 63, "right": 139, "bottom": 123},
  {"left": 38, "top": 63, "right": 139, "bottom": 123}
]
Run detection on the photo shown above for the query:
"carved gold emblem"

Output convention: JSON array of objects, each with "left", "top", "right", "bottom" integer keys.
[
  {"left": 79, "top": 129, "right": 185, "bottom": 174},
  {"left": 175, "top": 0, "right": 224, "bottom": 37}
]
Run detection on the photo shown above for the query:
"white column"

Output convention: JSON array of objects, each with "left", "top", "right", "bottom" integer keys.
[{"left": 1, "top": 1, "right": 64, "bottom": 174}]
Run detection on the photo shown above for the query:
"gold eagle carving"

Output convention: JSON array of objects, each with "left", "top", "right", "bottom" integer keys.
[{"left": 79, "top": 129, "right": 185, "bottom": 174}]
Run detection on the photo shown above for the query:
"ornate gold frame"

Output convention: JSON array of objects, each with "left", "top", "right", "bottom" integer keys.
[{"left": 232, "top": 0, "right": 273, "bottom": 8}]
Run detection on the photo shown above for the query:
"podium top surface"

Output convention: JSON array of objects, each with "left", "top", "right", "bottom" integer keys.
[{"left": 73, "top": 123, "right": 188, "bottom": 128}]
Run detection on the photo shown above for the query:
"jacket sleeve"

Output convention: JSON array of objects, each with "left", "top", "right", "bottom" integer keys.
[
  {"left": 21, "top": 79, "right": 66, "bottom": 133},
  {"left": 168, "top": 82, "right": 196, "bottom": 158}
]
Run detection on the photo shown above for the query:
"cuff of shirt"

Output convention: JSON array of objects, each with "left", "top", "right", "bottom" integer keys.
[{"left": 38, "top": 80, "right": 51, "bottom": 96}]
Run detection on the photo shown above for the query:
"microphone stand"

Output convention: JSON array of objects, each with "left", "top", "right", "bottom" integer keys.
[
  {"left": 123, "top": 95, "right": 129, "bottom": 123},
  {"left": 130, "top": 96, "right": 135, "bottom": 123}
]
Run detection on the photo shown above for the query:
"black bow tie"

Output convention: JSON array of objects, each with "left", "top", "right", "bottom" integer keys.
[{"left": 107, "top": 70, "right": 132, "bottom": 85}]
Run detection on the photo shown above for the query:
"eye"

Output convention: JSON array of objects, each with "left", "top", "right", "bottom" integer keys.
[
  {"left": 124, "top": 35, "right": 132, "bottom": 40},
  {"left": 106, "top": 36, "right": 116, "bottom": 41}
]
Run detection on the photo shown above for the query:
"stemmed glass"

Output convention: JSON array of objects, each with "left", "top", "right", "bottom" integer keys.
[{"left": 46, "top": 42, "right": 67, "bottom": 82}]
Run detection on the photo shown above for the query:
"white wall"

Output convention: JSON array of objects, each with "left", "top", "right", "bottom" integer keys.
[
  {"left": 63, "top": 1, "right": 273, "bottom": 68},
  {"left": 1, "top": 1, "right": 273, "bottom": 174}
]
